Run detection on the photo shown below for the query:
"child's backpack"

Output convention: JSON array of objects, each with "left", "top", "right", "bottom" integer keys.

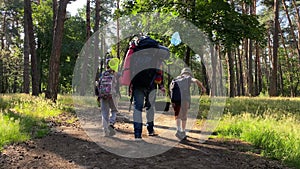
[
  {"left": 170, "top": 75, "right": 192, "bottom": 103},
  {"left": 98, "top": 70, "right": 114, "bottom": 99},
  {"left": 120, "top": 36, "right": 170, "bottom": 88}
]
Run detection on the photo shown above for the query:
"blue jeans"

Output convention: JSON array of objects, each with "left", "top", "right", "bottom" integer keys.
[{"left": 133, "top": 87, "right": 156, "bottom": 138}]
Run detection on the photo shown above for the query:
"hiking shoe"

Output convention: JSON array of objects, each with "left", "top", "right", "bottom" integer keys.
[
  {"left": 108, "top": 125, "right": 116, "bottom": 136},
  {"left": 175, "top": 130, "right": 182, "bottom": 139},
  {"left": 181, "top": 131, "right": 187, "bottom": 140},
  {"left": 175, "top": 131, "right": 187, "bottom": 140},
  {"left": 148, "top": 132, "right": 158, "bottom": 136},
  {"left": 104, "top": 129, "right": 110, "bottom": 137},
  {"left": 134, "top": 137, "right": 143, "bottom": 141}
]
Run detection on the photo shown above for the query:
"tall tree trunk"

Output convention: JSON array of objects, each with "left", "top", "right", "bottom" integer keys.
[
  {"left": 279, "top": 24, "right": 294, "bottom": 96},
  {"left": 86, "top": 0, "right": 91, "bottom": 40},
  {"left": 282, "top": 0, "right": 300, "bottom": 62},
  {"left": 218, "top": 45, "right": 224, "bottom": 96},
  {"left": 46, "top": 0, "right": 69, "bottom": 102},
  {"left": 23, "top": 4, "right": 30, "bottom": 94},
  {"left": 292, "top": 0, "right": 300, "bottom": 63},
  {"left": 227, "top": 48, "right": 235, "bottom": 97},
  {"left": 116, "top": 0, "right": 120, "bottom": 59},
  {"left": 269, "top": 0, "right": 279, "bottom": 96},
  {"left": 255, "top": 43, "right": 262, "bottom": 96},
  {"left": 267, "top": 28, "right": 272, "bottom": 88},
  {"left": 263, "top": 48, "right": 270, "bottom": 90},
  {"left": 79, "top": 0, "right": 91, "bottom": 96},
  {"left": 278, "top": 62, "right": 284, "bottom": 95},
  {"left": 0, "top": 12, "right": 6, "bottom": 93},
  {"left": 248, "top": 39, "right": 254, "bottom": 96},
  {"left": 242, "top": 2, "right": 249, "bottom": 96},
  {"left": 237, "top": 47, "right": 245, "bottom": 96},
  {"left": 200, "top": 55, "right": 209, "bottom": 95},
  {"left": 248, "top": 1, "right": 254, "bottom": 96},
  {"left": 52, "top": 0, "right": 58, "bottom": 32},
  {"left": 94, "top": 0, "right": 100, "bottom": 81},
  {"left": 185, "top": 46, "right": 191, "bottom": 66},
  {"left": 234, "top": 49, "right": 240, "bottom": 96},
  {"left": 25, "top": 0, "right": 39, "bottom": 96},
  {"left": 253, "top": 0, "right": 261, "bottom": 96},
  {"left": 210, "top": 44, "right": 217, "bottom": 96}
]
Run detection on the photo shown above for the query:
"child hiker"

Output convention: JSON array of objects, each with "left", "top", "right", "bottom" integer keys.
[
  {"left": 170, "top": 67, "right": 206, "bottom": 140},
  {"left": 98, "top": 58, "right": 120, "bottom": 137}
]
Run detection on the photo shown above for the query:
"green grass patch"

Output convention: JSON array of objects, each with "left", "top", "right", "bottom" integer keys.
[
  {"left": 0, "top": 94, "right": 71, "bottom": 151},
  {"left": 0, "top": 110, "right": 30, "bottom": 150},
  {"left": 212, "top": 97, "right": 300, "bottom": 168}
]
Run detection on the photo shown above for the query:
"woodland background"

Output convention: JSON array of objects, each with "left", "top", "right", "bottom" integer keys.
[{"left": 0, "top": 0, "right": 300, "bottom": 101}]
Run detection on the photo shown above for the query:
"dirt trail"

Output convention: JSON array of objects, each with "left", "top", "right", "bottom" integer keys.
[{"left": 0, "top": 101, "right": 293, "bottom": 169}]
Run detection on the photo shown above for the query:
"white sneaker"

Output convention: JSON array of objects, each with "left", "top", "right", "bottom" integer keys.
[{"left": 134, "top": 137, "right": 143, "bottom": 141}]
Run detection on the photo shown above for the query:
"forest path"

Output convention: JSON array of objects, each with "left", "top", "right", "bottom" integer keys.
[{"left": 0, "top": 101, "right": 293, "bottom": 169}]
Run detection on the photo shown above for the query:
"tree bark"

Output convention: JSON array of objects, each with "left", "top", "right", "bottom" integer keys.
[
  {"left": 292, "top": 0, "right": 300, "bottom": 63},
  {"left": 199, "top": 54, "right": 209, "bottom": 95},
  {"left": 94, "top": 0, "right": 100, "bottom": 81},
  {"left": 210, "top": 44, "right": 217, "bottom": 96},
  {"left": 79, "top": 0, "right": 91, "bottom": 96},
  {"left": 248, "top": 1, "right": 255, "bottom": 96},
  {"left": 242, "top": 1, "right": 249, "bottom": 96},
  {"left": 0, "top": 12, "right": 6, "bottom": 93},
  {"left": 269, "top": 0, "right": 279, "bottom": 96},
  {"left": 282, "top": 0, "right": 300, "bottom": 62},
  {"left": 234, "top": 48, "right": 240, "bottom": 96},
  {"left": 255, "top": 43, "right": 262, "bottom": 96},
  {"left": 116, "top": 0, "right": 120, "bottom": 59},
  {"left": 46, "top": 0, "right": 69, "bottom": 102},
  {"left": 25, "top": 0, "right": 40, "bottom": 96},
  {"left": 237, "top": 47, "right": 245, "bottom": 96},
  {"left": 279, "top": 23, "right": 294, "bottom": 96},
  {"left": 253, "top": 0, "right": 261, "bottom": 96},
  {"left": 23, "top": 3, "right": 30, "bottom": 94},
  {"left": 218, "top": 46, "right": 224, "bottom": 96},
  {"left": 227, "top": 48, "right": 235, "bottom": 97},
  {"left": 248, "top": 39, "right": 254, "bottom": 96},
  {"left": 185, "top": 46, "right": 191, "bottom": 66}
]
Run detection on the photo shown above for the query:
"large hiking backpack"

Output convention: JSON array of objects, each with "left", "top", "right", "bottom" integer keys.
[
  {"left": 120, "top": 36, "right": 170, "bottom": 88},
  {"left": 98, "top": 70, "right": 114, "bottom": 99},
  {"left": 170, "top": 75, "right": 192, "bottom": 103}
]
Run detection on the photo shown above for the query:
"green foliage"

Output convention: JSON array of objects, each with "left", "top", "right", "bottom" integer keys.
[{"left": 121, "top": 0, "right": 266, "bottom": 50}]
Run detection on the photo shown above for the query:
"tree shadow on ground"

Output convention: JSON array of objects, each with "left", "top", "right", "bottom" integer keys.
[{"left": 0, "top": 125, "right": 293, "bottom": 169}]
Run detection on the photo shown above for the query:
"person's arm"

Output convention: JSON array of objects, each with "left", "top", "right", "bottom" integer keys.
[{"left": 191, "top": 78, "right": 206, "bottom": 94}]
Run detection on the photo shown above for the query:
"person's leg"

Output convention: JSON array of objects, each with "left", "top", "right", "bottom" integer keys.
[
  {"left": 109, "top": 97, "right": 118, "bottom": 126},
  {"left": 173, "top": 103, "right": 183, "bottom": 139},
  {"left": 145, "top": 90, "right": 156, "bottom": 135},
  {"left": 173, "top": 103, "right": 181, "bottom": 131},
  {"left": 101, "top": 99, "right": 110, "bottom": 136},
  {"left": 179, "top": 101, "right": 189, "bottom": 139},
  {"left": 107, "top": 97, "right": 118, "bottom": 136},
  {"left": 180, "top": 101, "right": 189, "bottom": 132},
  {"left": 133, "top": 88, "right": 144, "bottom": 139}
]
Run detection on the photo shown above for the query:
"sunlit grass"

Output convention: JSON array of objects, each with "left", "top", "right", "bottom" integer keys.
[
  {"left": 213, "top": 97, "right": 300, "bottom": 168},
  {"left": 0, "top": 94, "right": 68, "bottom": 151},
  {"left": 0, "top": 110, "right": 29, "bottom": 151}
]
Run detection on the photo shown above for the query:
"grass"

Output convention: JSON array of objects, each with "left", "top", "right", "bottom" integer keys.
[
  {"left": 1, "top": 93, "right": 300, "bottom": 168},
  {"left": 0, "top": 94, "right": 73, "bottom": 151},
  {"left": 210, "top": 97, "right": 300, "bottom": 168}
]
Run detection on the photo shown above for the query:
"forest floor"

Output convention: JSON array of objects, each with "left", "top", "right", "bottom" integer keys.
[{"left": 0, "top": 101, "right": 295, "bottom": 169}]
